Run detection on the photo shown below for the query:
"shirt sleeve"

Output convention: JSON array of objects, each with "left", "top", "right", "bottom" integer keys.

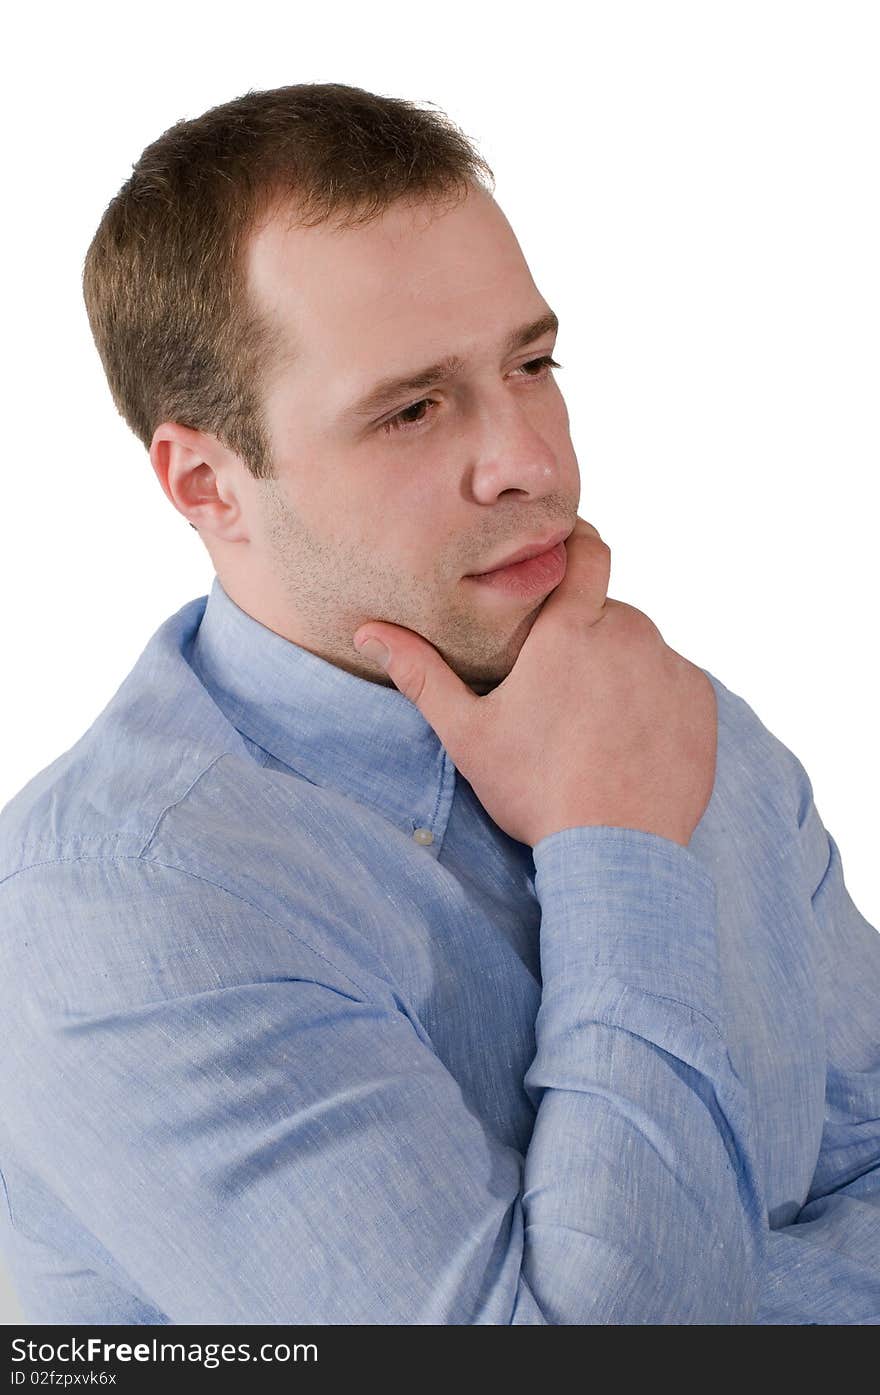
[
  {"left": 754, "top": 805, "right": 880, "bottom": 1325},
  {"left": 0, "top": 839, "right": 764, "bottom": 1324}
]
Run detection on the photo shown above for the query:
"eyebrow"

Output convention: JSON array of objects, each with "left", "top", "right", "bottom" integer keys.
[{"left": 343, "top": 309, "right": 559, "bottom": 422}]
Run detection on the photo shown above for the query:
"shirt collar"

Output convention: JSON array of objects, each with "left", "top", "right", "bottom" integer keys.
[{"left": 188, "top": 575, "right": 458, "bottom": 854}]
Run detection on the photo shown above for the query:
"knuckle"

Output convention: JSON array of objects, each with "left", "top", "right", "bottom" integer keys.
[{"left": 629, "top": 604, "right": 661, "bottom": 636}]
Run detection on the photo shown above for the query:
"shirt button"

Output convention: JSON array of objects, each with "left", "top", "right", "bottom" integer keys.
[{"left": 412, "top": 826, "right": 434, "bottom": 845}]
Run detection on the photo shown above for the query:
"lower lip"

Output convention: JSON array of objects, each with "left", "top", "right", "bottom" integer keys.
[{"left": 466, "top": 540, "right": 567, "bottom": 595}]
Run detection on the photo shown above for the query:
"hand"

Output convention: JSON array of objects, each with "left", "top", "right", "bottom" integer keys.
[{"left": 352, "top": 517, "right": 717, "bottom": 849}]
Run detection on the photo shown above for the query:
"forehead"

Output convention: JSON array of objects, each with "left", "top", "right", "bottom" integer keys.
[{"left": 244, "top": 188, "right": 539, "bottom": 378}]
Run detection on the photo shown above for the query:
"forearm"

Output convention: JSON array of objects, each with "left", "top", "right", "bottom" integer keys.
[{"left": 523, "top": 825, "right": 766, "bottom": 1322}]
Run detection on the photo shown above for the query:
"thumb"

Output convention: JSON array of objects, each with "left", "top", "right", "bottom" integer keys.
[{"left": 352, "top": 621, "right": 481, "bottom": 759}]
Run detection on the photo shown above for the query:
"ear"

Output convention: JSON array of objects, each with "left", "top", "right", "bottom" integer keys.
[{"left": 149, "top": 422, "right": 249, "bottom": 543}]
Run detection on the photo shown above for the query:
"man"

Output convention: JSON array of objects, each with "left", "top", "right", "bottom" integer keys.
[{"left": 0, "top": 81, "right": 877, "bottom": 1325}]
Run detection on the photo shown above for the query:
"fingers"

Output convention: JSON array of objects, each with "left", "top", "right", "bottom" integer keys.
[
  {"left": 352, "top": 622, "right": 480, "bottom": 764},
  {"left": 540, "top": 514, "right": 611, "bottom": 617},
  {"left": 573, "top": 515, "right": 605, "bottom": 542}
]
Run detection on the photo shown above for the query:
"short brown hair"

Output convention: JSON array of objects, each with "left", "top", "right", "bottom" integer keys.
[{"left": 82, "top": 82, "right": 495, "bottom": 493}]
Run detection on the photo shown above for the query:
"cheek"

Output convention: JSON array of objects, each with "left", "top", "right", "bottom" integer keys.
[{"left": 366, "top": 497, "right": 442, "bottom": 563}]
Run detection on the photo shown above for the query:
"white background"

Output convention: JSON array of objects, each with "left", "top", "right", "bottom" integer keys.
[{"left": 2, "top": 0, "right": 878, "bottom": 1326}]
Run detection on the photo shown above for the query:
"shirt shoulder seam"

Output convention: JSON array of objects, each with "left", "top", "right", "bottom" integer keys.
[{"left": 0, "top": 849, "right": 373, "bottom": 1002}]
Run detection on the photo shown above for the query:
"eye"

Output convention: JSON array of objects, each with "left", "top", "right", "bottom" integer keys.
[
  {"left": 379, "top": 355, "right": 563, "bottom": 436},
  {"left": 517, "top": 354, "right": 563, "bottom": 378}
]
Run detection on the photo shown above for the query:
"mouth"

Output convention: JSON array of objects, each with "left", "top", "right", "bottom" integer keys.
[
  {"left": 464, "top": 529, "right": 571, "bottom": 598},
  {"left": 466, "top": 525, "right": 573, "bottom": 577}
]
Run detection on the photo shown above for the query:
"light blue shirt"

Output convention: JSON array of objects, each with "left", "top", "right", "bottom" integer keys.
[{"left": 1, "top": 575, "right": 878, "bottom": 1325}]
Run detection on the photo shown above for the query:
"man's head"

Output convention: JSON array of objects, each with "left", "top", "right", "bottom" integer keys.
[{"left": 83, "top": 83, "right": 580, "bottom": 695}]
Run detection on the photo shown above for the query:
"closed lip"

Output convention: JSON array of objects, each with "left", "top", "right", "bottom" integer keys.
[{"left": 468, "top": 525, "right": 573, "bottom": 576}]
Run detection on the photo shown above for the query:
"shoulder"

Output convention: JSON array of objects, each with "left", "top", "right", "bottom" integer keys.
[
  {"left": 0, "top": 593, "right": 253, "bottom": 880},
  {"left": 0, "top": 610, "right": 398, "bottom": 1012},
  {"left": 0, "top": 833, "right": 391, "bottom": 1046},
  {"left": 0, "top": 741, "right": 409, "bottom": 1019},
  {"left": 700, "top": 664, "right": 828, "bottom": 888}
]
